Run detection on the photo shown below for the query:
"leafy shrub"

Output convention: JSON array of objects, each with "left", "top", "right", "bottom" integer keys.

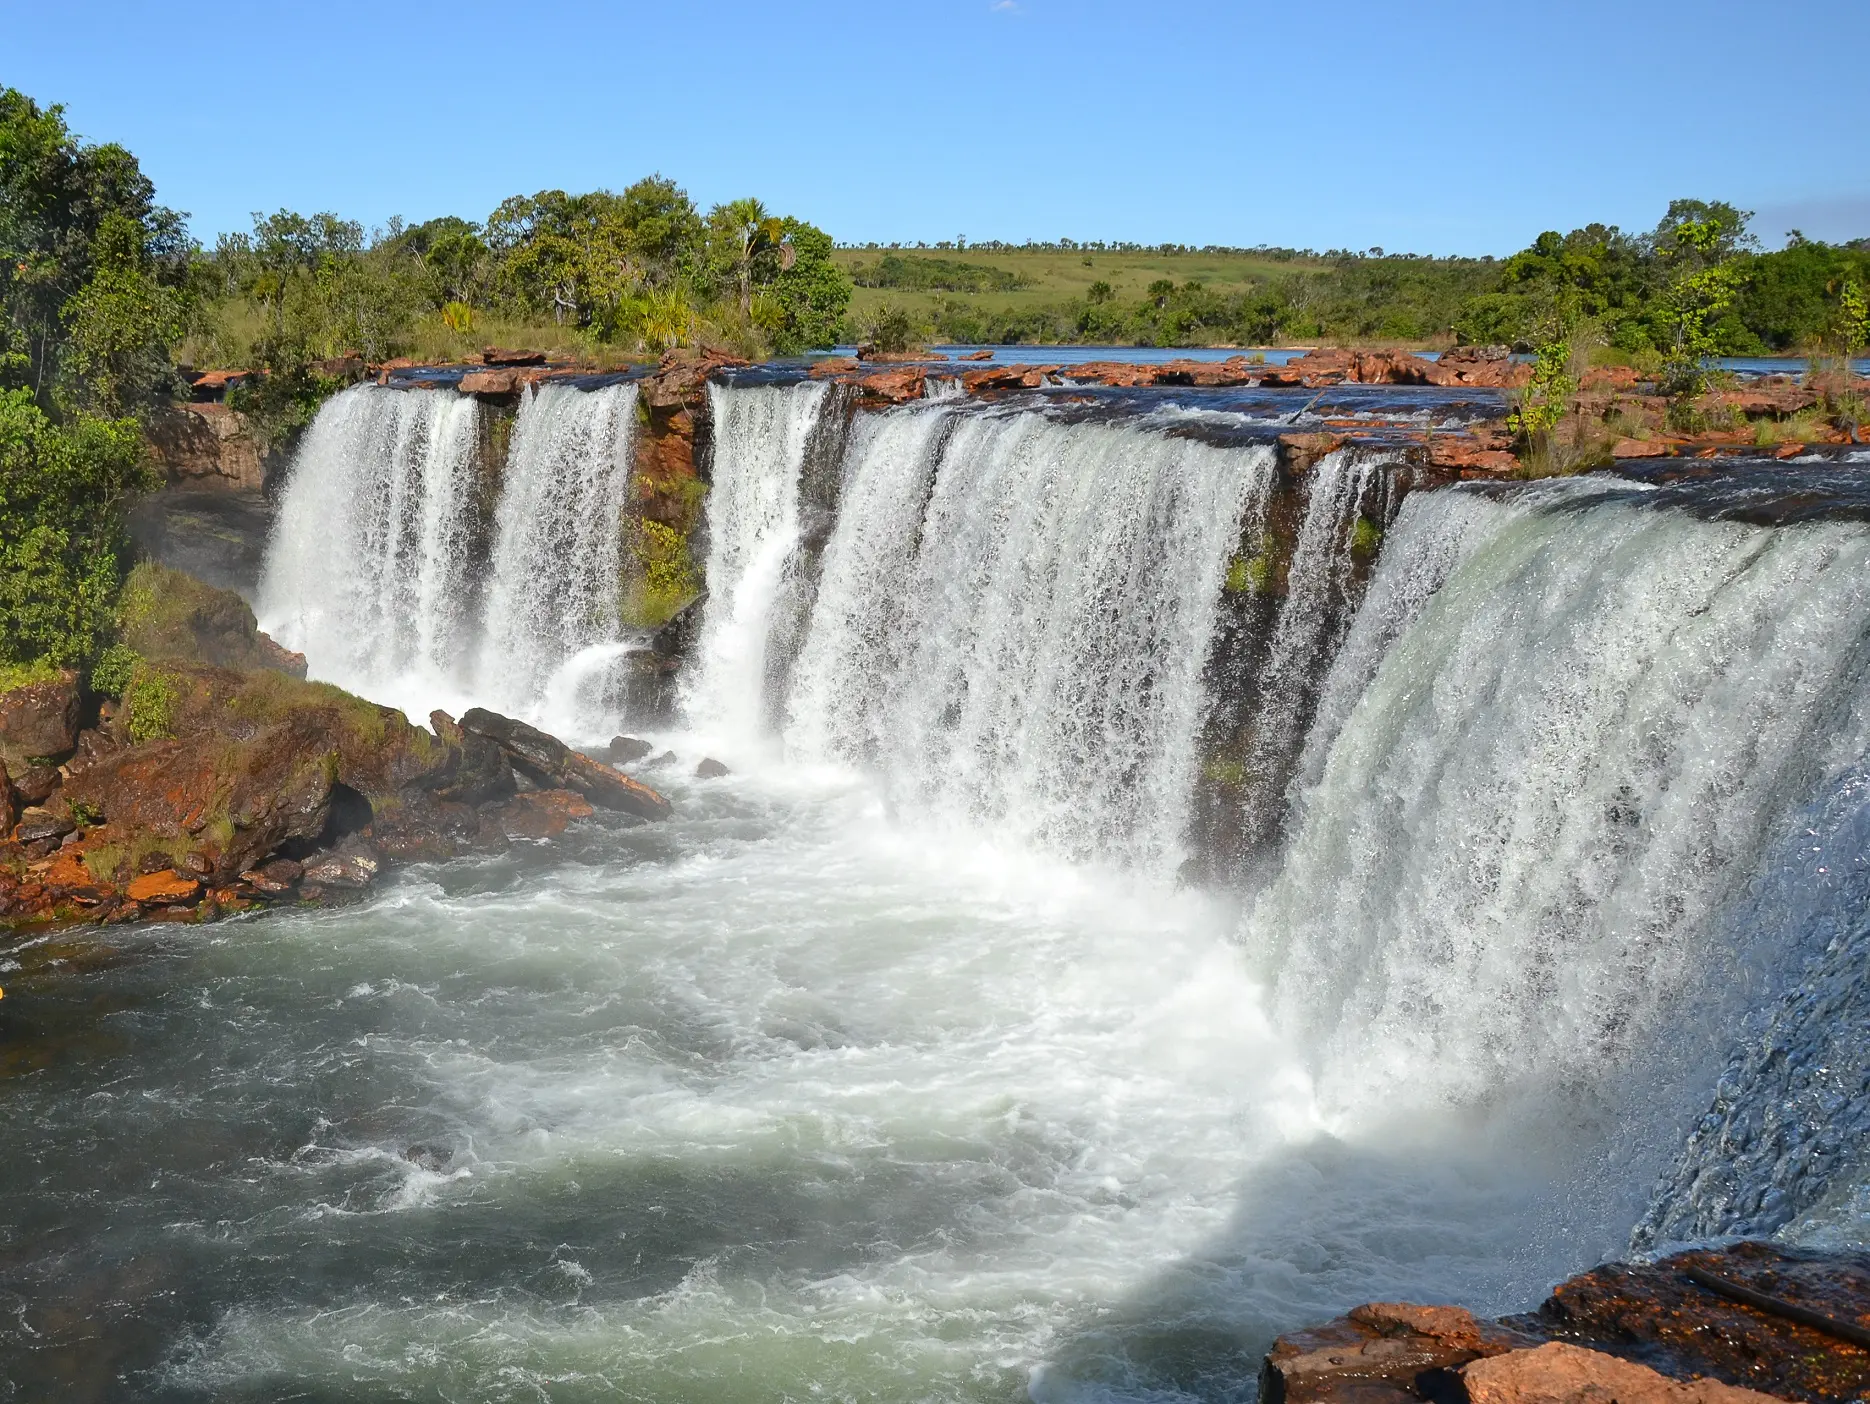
[
  {"left": 89, "top": 642, "right": 141, "bottom": 696},
  {"left": 123, "top": 664, "right": 178, "bottom": 743}
]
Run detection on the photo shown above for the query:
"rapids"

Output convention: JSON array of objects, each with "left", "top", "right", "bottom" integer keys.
[{"left": 8, "top": 380, "right": 1870, "bottom": 1402}]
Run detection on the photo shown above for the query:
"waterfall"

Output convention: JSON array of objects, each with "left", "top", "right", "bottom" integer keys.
[
  {"left": 1228, "top": 449, "right": 1390, "bottom": 861},
  {"left": 681, "top": 380, "right": 831, "bottom": 742},
  {"left": 259, "top": 384, "right": 482, "bottom": 701},
  {"left": 261, "top": 380, "right": 638, "bottom": 736},
  {"left": 786, "top": 405, "right": 1272, "bottom": 873},
  {"left": 480, "top": 382, "right": 639, "bottom": 722},
  {"left": 1247, "top": 480, "right": 1870, "bottom": 1120}
]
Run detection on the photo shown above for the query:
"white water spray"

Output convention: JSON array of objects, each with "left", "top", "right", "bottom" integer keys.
[
  {"left": 480, "top": 382, "right": 639, "bottom": 723},
  {"left": 788, "top": 405, "right": 1271, "bottom": 872},
  {"left": 259, "top": 384, "right": 481, "bottom": 700},
  {"left": 681, "top": 380, "right": 830, "bottom": 746}
]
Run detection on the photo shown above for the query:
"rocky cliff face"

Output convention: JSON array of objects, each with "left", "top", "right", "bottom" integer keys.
[{"left": 0, "top": 569, "right": 670, "bottom": 929}]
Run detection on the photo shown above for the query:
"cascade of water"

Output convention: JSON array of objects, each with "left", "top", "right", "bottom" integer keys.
[
  {"left": 1633, "top": 756, "right": 1870, "bottom": 1249},
  {"left": 480, "top": 382, "right": 638, "bottom": 722},
  {"left": 1228, "top": 449, "right": 1391, "bottom": 861},
  {"left": 1248, "top": 481, "right": 1870, "bottom": 1119},
  {"left": 786, "top": 405, "right": 1272, "bottom": 873},
  {"left": 681, "top": 380, "right": 831, "bottom": 743},
  {"left": 258, "top": 384, "right": 482, "bottom": 699}
]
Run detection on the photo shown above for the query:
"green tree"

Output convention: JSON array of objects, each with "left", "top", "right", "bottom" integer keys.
[
  {"left": 1653, "top": 201, "right": 1752, "bottom": 406},
  {"left": 758, "top": 218, "right": 849, "bottom": 354},
  {"left": 0, "top": 388, "right": 149, "bottom": 667},
  {"left": 1, "top": 86, "right": 189, "bottom": 414}
]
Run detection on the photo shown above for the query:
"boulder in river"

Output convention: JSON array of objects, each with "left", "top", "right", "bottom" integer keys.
[
  {"left": 459, "top": 708, "right": 671, "bottom": 821},
  {"left": 606, "top": 735, "right": 654, "bottom": 764}
]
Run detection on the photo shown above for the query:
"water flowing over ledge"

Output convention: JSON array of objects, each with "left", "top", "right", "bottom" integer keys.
[{"left": 14, "top": 369, "right": 1870, "bottom": 1401}]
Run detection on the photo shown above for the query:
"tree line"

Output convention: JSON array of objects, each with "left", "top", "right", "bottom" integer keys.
[{"left": 869, "top": 207, "right": 1868, "bottom": 358}]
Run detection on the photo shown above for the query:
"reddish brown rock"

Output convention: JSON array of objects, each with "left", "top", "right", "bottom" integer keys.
[
  {"left": 56, "top": 714, "right": 339, "bottom": 882},
  {"left": 1581, "top": 364, "right": 1647, "bottom": 391},
  {"left": 145, "top": 402, "right": 267, "bottom": 491},
  {"left": 808, "top": 356, "right": 862, "bottom": 378},
  {"left": 1428, "top": 435, "right": 1520, "bottom": 474},
  {"left": 457, "top": 366, "right": 552, "bottom": 396},
  {"left": 183, "top": 368, "right": 255, "bottom": 399},
  {"left": 1463, "top": 1343, "right": 1780, "bottom": 1404},
  {"left": 1279, "top": 431, "right": 1348, "bottom": 470},
  {"left": 962, "top": 364, "right": 1060, "bottom": 392},
  {"left": 1513, "top": 1242, "right": 1870, "bottom": 1403},
  {"left": 856, "top": 365, "right": 926, "bottom": 403},
  {"left": 126, "top": 870, "right": 201, "bottom": 905},
  {"left": 1260, "top": 1302, "right": 1534, "bottom": 1403},
  {"left": 960, "top": 349, "right": 994, "bottom": 361},
  {"left": 489, "top": 788, "right": 595, "bottom": 839},
  {"left": 1614, "top": 437, "right": 1677, "bottom": 458},
  {"left": 481, "top": 346, "right": 548, "bottom": 366},
  {"left": 0, "top": 758, "right": 15, "bottom": 835},
  {"left": 639, "top": 345, "right": 750, "bottom": 411},
  {"left": 1063, "top": 361, "right": 1157, "bottom": 388},
  {"left": 0, "top": 670, "right": 82, "bottom": 774}
]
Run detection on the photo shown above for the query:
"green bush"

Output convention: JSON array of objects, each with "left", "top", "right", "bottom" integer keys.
[
  {"left": 89, "top": 642, "right": 141, "bottom": 696},
  {"left": 123, "top": 664, "right": 178, "bottom": 743}
]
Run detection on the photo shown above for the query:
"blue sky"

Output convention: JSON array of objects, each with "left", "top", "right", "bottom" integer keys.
[{"left": 6, "top": 0, "right": 1867, "bottom": 254}]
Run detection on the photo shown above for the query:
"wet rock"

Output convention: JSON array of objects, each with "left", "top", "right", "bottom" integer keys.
[
  {"left": 0, "top": 669, "right": 82, "bottom": 773},
  {"left": 302, "top": 839, "right": 380, "bottom": 890},
  {"left": 807, "top": 356, "right": 861, "bottom": 378},
  {"left": 1260, "top": 1302, "right": 1533, "bottom": 1403},
  {"left": 960, "top": 349, "right": 995, "bottom": 360},
  {"left": 647, "top": 750, "right": 678, "bottom": 770},
  {"left": 607, "top": 735, "right": 654, "bottom": 764},
  {"left": 424, "top": 710, "right": 516, "bottom": 807},
  {"left": 459, "top": 708, "right": 671, "bottom": 821},
  {"left": 1279, "top": 431, "right": 1348, "bottom": 471},
  {"left": 0, "top": 760, "right": 14, "bottom": 834},
  {"left": 695, "top": 758, "right": 730, "bottom": 779},
  {"left": 404, "top": 1143, "right": 453, "bottom": 1172},
  {"left": 1462, "top": 1342, "right": 1778, "bottom": 1403},
  {"left": 1508, "top": 1242, "right": 1870, "bottom": 1403},
  {"left": 126, "top": 870, "right": 202, "bottom": 905},
  {"left": 855, "top": 365, "right": 926, "bottom": 403},
  {"left": 489, "top": 788, "right": 596, "bottom": 839},
  {"left": 55, "top": 713, "right": 339, "bottom": 882}
]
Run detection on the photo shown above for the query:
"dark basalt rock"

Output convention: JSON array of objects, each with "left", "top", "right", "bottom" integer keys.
[
  {"left": 302, "top": 838, "right": 380, "bottom": 890},
  {"left": 695, "top": 758, "right": 729, "bottom": 779},
  {"left": 459, "top": 707, "right": 672, "bottom": 821},
  {"left": 606, "top": 735, "right": 653, "bottom": 764}
]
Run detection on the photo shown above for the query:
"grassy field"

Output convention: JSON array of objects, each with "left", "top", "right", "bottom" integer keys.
[{"left": 833, "top": 247, "right": 1330, "bottom": 335}]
